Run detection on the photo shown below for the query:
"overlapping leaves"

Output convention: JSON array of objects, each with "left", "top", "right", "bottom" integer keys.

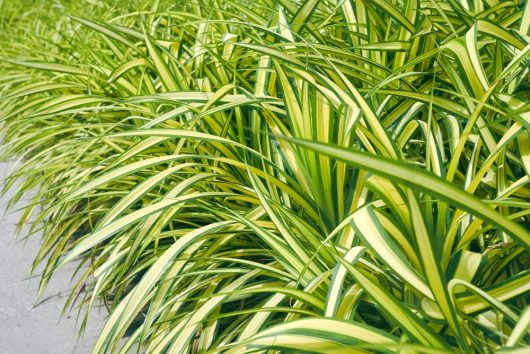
[{"left": 1, "top": 0, "right": 529, "bottom": 353}]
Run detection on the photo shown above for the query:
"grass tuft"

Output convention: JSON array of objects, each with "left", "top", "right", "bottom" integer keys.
[{"left": 1, "top": 0, "right": 529, "bottom": 353}]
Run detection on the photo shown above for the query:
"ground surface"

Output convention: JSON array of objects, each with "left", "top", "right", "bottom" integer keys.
[{"left": 0, "top": 160, "right": 105, "bottom": 353}]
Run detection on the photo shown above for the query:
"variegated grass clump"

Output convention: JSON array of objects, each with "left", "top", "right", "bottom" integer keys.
[{"left": 1, "top": 0, "right": 530, "bottom": 353}]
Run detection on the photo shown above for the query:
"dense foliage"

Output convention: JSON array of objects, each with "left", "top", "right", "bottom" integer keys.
[{"left": 1, "top": 0, "right": 530, "bottom": 353}]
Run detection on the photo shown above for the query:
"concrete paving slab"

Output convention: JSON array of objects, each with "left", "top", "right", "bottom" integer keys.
[{"left": 0, "top": 160, "right": 106, "bottom": 353}]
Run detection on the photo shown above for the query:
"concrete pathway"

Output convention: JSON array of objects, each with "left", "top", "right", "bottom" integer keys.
[{"left": 0, "top": 160, "right": 105, "bottom": 353}]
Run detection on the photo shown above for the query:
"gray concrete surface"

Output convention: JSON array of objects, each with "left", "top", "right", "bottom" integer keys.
[{"left": 0, "top": 160, "right": 106, "bottom": 353}]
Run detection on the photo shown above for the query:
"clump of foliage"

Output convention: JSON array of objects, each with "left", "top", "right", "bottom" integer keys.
[{"left": 1, "top": 0, "right": 530, "bottom": 353}]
